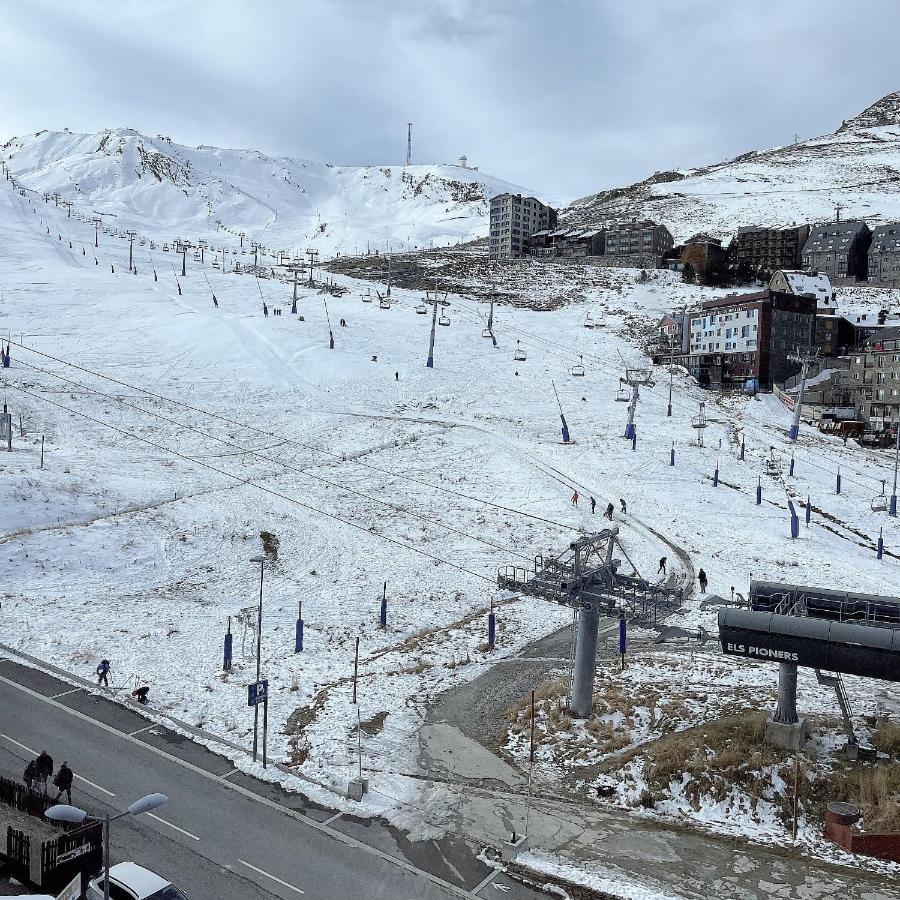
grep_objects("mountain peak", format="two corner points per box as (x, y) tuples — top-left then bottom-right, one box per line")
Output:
(836, 90), (900, 133)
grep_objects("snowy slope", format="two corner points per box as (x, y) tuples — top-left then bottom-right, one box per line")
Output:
(566, 90), (900, 241)
(0, 127), (529, 255)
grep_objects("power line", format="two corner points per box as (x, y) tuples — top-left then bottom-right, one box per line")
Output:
(10, 383), (496, 584)
(14, 359), (533, 562)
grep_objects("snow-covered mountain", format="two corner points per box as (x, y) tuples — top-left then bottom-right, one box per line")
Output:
(0, 127), (530, 255)
(565, 91), (900, 242)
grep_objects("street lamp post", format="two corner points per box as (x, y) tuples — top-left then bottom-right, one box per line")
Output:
(249, 555), (265, 763)
(46, 793), (168, 900)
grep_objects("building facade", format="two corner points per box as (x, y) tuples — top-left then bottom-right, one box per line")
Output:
(489, 193), (557, 260)
(684, 290), (816, 389)
(815, 313), (856, 356)
(768, 270), (834, 308)
(802, 221), (871, 282)
(729, 225), (811, 274)
(603, 220), (673, 265)
(849, 326), (900, 430)
(867, 223), (900, 287)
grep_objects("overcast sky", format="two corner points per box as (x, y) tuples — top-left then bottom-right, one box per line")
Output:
(2, 0), (900, 202)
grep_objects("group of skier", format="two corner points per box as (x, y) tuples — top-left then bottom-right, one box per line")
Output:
(23, 750), (74, 803)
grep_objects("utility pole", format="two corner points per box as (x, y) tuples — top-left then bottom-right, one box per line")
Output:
(406, 122), (412, 166)
(667, 369), (673, 418)
(252, 242), (259, 269)
(249, 557), (265, 763)
(787, 348), (817, 441)
(306, 249), (319, 286)
(890, 417), (899, 516)
(181, 242), (188, 278)
(93, 217), (102, 249)
(126, 231), (136, 271)
(835, 202), (845, 223)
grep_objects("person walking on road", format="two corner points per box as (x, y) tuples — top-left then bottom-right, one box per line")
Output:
(96, 658), (111, 687)
(698, 568), (708, 594)
(619, 498), (627, 514)
(23, 758), (37, 793)
(590, 496), (596, 514)
(604, 503), (614, 520)
(52, 762), (73, 805)
(658, 556), (667, 575)
(35, 750), (53, 795)
(571, 490), (579, 506)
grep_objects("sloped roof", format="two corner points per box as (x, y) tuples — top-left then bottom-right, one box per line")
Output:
(774, 270), (833, 302)
(803, 221), (869, 253)
(870, 223), (900, 253)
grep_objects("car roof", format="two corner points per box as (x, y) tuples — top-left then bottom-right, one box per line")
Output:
(108, 861), (171, 898)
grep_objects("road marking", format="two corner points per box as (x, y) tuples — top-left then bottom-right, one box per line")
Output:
(219, 767), (240, 780)
(145, 812), (200, 841)
(0, 733), (116, 797)
(51, 688), (82, 700)
(238, 859), (305, 895)
(0, 675), (475, 899)
(322, 811), (342, 825)
(129, 724), (156, 736)
(472, 868), (501, 895)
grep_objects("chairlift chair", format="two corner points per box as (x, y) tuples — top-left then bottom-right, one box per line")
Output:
(513, 340), (527, 362)
(361, 290), (373, 303)
(379, 295), (391, 310)
(872, 493), (888, 512)
(212, 259), (220, 269)
(439, 310), (450, 326)
(570, 355), (586, 377)
(584, 313), (595, 329)
(595, 310), (607, 327)
(415, 302), (427, 314)
(162, 243), (169, 252)
(615, 383), (630, 402)
(482, 327), (494, 338)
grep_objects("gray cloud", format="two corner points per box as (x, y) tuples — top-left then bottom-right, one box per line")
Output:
(1, 0), (899, 202)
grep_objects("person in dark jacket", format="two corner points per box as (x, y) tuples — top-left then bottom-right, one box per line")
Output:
(658, 557), (667, 575)
(619, 498), (627, 514)
(23, 759), (37, 792)
(53, 762), (73, 804)
(35, 750), (53, 794)
(590, 496), (596, 514)
(698, 568), (708, 593)
(131, 685), (150, 705)
(604, 503), (614, 520)
(96, 659), (111, 687)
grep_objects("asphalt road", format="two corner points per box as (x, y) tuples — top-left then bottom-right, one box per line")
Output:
(0, 659), (545, 900)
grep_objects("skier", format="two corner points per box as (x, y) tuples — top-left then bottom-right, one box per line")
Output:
(395, 372), (399, 381)
(23, 758), (37, 792)
(263, 302), (268, 317)
(96, 658), (111, 687)
(698, 568), (708, 594)
(35, 750), (53, 794)
(590, 496), (596, 514)
(131, 685), (150, 705)
(620, 498), (627, 514)
(213, 296), (218, 308)
(604, 503), (614, 520)
(658, 556), (667, 575)
(52, 762), (73, 805)
(571, 490), (579, 506)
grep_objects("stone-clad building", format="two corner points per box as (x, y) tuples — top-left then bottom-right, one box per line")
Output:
(802, 221), (871, 282)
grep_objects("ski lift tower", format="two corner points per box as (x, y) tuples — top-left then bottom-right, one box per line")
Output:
(498, 529), (683, 717)
(787, 348), (818, 441)
(692, 401), (709, 447)
(285, 263), (307, 314)
(621, 368), (655, 439)
(425, 283), (450, 368)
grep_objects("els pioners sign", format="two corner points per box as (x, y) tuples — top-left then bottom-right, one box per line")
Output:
(723, 641), (800, 663)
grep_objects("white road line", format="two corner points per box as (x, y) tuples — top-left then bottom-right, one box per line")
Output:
(471, 868), (501, 895)
(0, 733), (116, 797)
(145, 812), (200, 841)
(238, 859), (305, 895)
(322, 811), (342, 825)
(0, 676), (474, 899)
(219, 767), (239, 780)
(51, 688), (81, 700)
(129, 724), (156, 736)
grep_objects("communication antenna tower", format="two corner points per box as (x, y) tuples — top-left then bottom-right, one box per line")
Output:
(406, 123), (412, 167)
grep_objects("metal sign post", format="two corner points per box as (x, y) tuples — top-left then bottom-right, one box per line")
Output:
(247, 679), (269, 767)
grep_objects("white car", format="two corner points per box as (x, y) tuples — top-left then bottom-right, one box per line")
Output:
(87, 862), (190, 900)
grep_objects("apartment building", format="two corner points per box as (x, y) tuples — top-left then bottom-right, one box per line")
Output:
(849, 325), (900, 429)
(802, 221), (871, 282)
(685, 290), (816, 389)
(867, 223), (900, 287)
(488, 193), (557, 260)
(603, 220), (673, 265)
(729, 225), (810, 274)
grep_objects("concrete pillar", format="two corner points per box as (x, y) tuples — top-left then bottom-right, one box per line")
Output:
(774, 662), (798, 724)
(570, 606), (601, 718)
